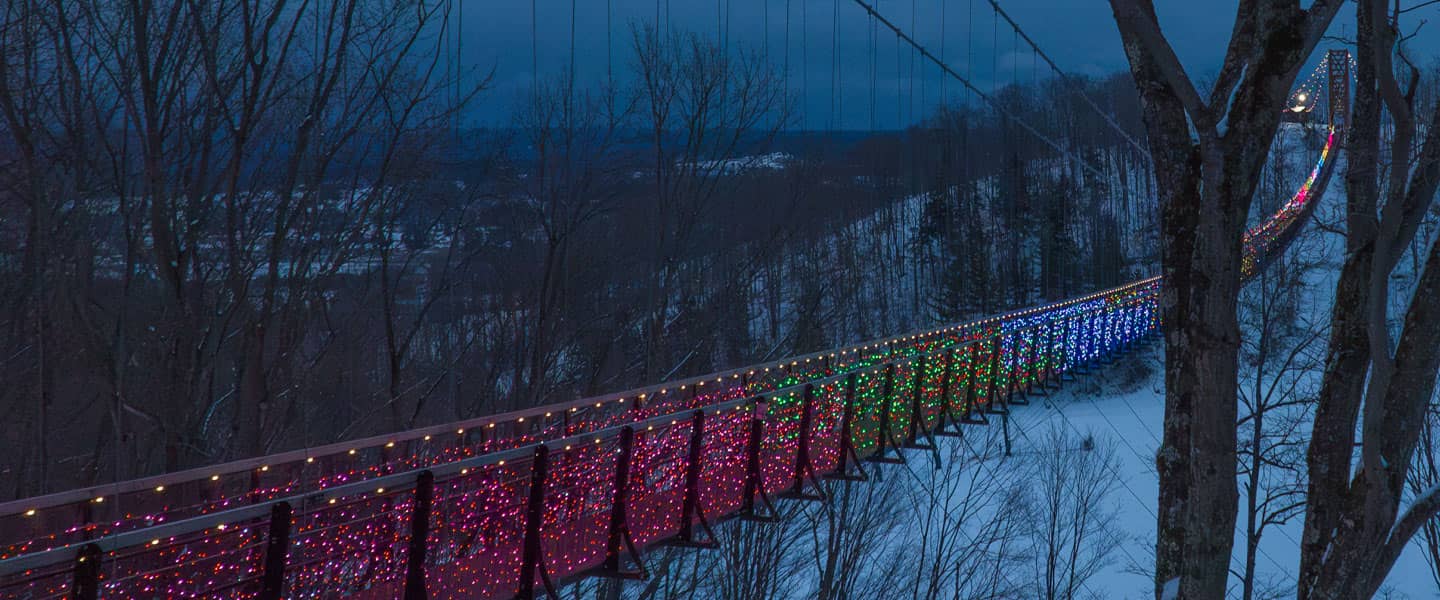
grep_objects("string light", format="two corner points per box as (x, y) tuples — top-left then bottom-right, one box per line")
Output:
(0, 112), (1336, 596)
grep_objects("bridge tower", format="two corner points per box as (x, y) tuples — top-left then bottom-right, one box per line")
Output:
(1326, 49), (1351, 128)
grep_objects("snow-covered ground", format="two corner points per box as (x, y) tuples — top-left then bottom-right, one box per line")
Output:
(742, 122), (1437, 599)
(986, 133), (1436, 597)
(995, 343), (1432, 598)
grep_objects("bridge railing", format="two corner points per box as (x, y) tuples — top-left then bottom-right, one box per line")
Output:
(0, 125), (1338, 599)
(0, 262), (1157, 563)
(1242, 126), (1339, 277)
(0, 281), (1161, 598)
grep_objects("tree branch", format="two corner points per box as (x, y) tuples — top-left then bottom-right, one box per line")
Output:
(1108, 0), (1214, 132)
(1375, 483), (1440, 588)
(1207, 0), (1257, 112)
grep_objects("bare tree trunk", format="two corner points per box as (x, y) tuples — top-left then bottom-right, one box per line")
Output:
(1297, 0), (1440, 595)
(1107, 2), (1342, 597)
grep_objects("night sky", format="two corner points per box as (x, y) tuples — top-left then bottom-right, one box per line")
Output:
(451, 1), (1440, 130)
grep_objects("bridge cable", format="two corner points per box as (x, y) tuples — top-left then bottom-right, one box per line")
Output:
(912, 0), (919, 125)
(896, 10), (904, 130)
(608, 0), (614, 93)
(834, 0), (843, 131)
(986, 0), (1152, 161)
(966, 0), (975, 106)
(569, 0), (577, 105)
(531, 0), (538, 81)
(870, 0), (878, 132)
(848, 0), (1109, 181)
(939, 0), (947, 103)
(979, 0), (1146, 289)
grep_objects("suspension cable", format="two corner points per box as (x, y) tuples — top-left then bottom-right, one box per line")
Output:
(940, 0), (947, 103)
(870, 0), (878, 131)
(569, 0), (577, 98)
(608, 0), (614, 91)
(986, 0), (1151, 160)
(849, 0), (1109, 180)
(911, 0), (919, 125)
(527, 0), (532, 79)
(834, 0), (842, 130)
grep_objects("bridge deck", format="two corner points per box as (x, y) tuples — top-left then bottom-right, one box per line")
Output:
(0, 127), (1337, 599)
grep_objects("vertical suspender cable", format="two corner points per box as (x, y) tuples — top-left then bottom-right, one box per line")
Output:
(764, 0), (770, 61)
(833, 0), (841, 131)
(457, 0), (463, 138)
(895, 16), (902, 130)
(912, 0), (919, 125)
(870, 0), (877, 132)
(940, 0), (947, 104)
(966, 0), (975, 108)
(990, 7), (998, 96)
(570, 0), (577, 101)
(608, 0), (614, 93)
(1012, 22), (1019, 159)
(532, 0), (539, 84)
(785, 0), (792, 83)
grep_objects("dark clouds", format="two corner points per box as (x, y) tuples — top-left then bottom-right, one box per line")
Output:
(450, 0), (1438, 130)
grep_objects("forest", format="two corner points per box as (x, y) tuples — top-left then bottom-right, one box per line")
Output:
(5, 0), (1440, 598)
(0, 1), (1152, 498)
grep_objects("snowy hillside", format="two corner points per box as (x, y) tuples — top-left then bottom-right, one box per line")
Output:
(775, 121), (1440, 598)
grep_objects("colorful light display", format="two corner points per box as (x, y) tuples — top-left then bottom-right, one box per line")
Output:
(0, 123), (1336, 598)
(1242, 127), (1339, 278)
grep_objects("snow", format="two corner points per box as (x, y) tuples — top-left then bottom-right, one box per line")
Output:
(988, 125), (1437, 598)
(729, 122), (1438, 598)
(684, 152), (792, 175)
(996, 343), (1430, 597)
(1161, 578), (1180, 600)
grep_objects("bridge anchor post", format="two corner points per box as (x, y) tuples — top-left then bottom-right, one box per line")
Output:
(259, 501), (292, 600)
(740, 397), (782, 522)
(902, 355), (939, 452)
(517, 445), (560, 600)
(866, 364), (907, 464)
(403, 471), (434, 600)
(664, 411), (719, 549)
(824, 373), (869, 482)
(936, 349), (969, 437)
(960, 346), (991, 426)
(599, 427), (649, 580)
(780, 384), (827, 502)
(69, 543), (102, 600)
(984, 337), (1010, 416)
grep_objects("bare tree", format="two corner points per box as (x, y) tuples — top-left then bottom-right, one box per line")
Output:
(0, 0), (479, 492)
(1105, 1), (1343, 596)
(1296, 1), (1440, 595)
(630, 24), (790, 382)
(506, 74), (634, 410)
(807, 472), (904, 599)
(1235, 241), (1321, 599)
(1026, 427), (1124, 600)
(1407, 407), (1440, 591)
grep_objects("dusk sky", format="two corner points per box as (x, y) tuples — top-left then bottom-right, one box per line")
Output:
(454, 1), (1440, 130)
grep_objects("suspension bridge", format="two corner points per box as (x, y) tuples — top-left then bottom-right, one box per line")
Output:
(0, 2), (1351, 598)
